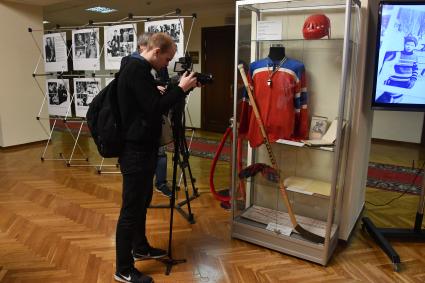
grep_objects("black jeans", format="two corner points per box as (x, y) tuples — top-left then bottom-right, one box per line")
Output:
(116, 149), (157, 273)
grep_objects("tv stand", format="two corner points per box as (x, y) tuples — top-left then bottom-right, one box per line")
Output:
(362, 171), (425, 272)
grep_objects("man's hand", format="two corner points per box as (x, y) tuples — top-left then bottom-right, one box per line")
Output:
(157, 86), (167, 95)
(178, 71), (198, 92)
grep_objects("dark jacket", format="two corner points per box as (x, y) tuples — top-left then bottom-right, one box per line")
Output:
(117, 56), (185, 151)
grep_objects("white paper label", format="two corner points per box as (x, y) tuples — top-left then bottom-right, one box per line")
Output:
(266, 223), (292, 236)
(257, 21), (282, 40)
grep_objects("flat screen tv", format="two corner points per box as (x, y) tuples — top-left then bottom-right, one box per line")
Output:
(372, 1), (425, 111)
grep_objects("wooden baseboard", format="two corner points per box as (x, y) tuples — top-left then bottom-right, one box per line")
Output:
(371, 138), (422, 147)
(0, 140), (47, 152)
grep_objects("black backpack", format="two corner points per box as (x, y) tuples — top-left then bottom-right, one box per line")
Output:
(86, 72), (123, 158)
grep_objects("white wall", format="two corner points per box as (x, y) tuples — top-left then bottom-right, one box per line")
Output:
(0, 2), (49, 147)
(372, 111), (424, 143)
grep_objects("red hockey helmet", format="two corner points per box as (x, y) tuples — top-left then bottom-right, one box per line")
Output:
(302, 14), (331, 40)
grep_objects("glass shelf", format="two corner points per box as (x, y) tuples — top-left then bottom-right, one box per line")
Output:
(275, 139), (335, 152)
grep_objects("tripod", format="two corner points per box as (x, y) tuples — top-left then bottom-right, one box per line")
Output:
(157, 97), (199, 274)
(149, 97), (200, 224)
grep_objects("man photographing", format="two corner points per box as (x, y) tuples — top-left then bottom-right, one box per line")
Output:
(115, 32), (199, 283)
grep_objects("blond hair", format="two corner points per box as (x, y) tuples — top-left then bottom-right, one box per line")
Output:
(146, 32), (175, 53)
(137, 32), (153, 51)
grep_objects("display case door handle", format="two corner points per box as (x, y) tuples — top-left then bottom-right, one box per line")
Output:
(230, 84), (234, 99)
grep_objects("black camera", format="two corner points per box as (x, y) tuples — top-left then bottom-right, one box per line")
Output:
(173, 55), (213, 85)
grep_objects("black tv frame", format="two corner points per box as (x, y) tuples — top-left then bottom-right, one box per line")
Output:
(371, 1), (425, 112)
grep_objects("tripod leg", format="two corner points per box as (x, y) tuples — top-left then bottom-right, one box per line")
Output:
(181, 133), (199, 196)
(157, 109), (187, 275)
(178, 154), (194, 223)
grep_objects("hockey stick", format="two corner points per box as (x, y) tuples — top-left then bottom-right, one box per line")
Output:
(237, 64), (324, 244)
(239, 163), (279, 183)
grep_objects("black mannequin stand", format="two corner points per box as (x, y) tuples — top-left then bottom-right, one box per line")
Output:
(362, 171), (425, 272)
(268, 45), (286, 61)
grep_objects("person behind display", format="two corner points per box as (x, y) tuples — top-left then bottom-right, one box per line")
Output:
(138, 32), (173, 199)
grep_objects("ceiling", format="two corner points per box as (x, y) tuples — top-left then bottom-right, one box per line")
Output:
(4, 0), (69, 5)
(4, 0), (236, 28)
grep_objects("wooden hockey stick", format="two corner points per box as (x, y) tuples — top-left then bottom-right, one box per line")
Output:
(237, 64), (324, 244)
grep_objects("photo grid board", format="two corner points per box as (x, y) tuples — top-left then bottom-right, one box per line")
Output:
(104, 24), (137, 70)
(73, 78), (101, 117)
(145, 18), (184, 65)
(46, 79), (71, 117)
(105, 77), (114, 87)
(72, 28), (100, 71)
(43, 32), (68, 72)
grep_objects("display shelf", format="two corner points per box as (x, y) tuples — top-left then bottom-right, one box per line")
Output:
(240, 0), (347, 13)
(232, 0), (361, 265)
(240, 205), (338, 239)
(248, 38), (346, 42)
(284, 176), (331, 198)
(275, 139), (336, 152)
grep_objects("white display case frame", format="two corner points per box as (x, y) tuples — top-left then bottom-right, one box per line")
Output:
(231, 0), (362, 265)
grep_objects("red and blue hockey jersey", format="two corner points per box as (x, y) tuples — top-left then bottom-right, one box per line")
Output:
(241, 57), (308, 148)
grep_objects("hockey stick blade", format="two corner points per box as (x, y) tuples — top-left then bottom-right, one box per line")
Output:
(294, 225), (324, 244)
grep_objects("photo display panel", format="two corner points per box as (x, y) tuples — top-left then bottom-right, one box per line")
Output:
(43, 32), (68, 72)
(104, 24), (137, 70)
(145, 19), (184, 65)
(105, 77), (114, 87)
(372, 2), (425, 111)
(46, 78), (71, 117)
(72, 28), (100, 71)
(73, 78), (101, 117)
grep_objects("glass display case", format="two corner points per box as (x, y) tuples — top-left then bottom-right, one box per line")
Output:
(231, 0), (361, 265)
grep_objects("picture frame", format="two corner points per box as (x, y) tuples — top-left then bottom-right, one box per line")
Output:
(309, 116), (328, 140)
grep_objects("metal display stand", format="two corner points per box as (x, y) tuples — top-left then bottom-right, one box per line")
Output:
(29, 9), (196, 173)
(362, 173), (425, 272)
(231, 0), (361, 265)
(29, 29), (88, 163)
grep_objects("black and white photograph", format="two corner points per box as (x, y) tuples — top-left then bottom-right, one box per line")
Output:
(105, 77), (114, 87)
(374, 4), (425, 105)
(46, 79), (70, 117)
(43, 33), (68, 72)
(145, 19), (184, 63)
(104, 24), (137, 70)
(73, 78), (101, 117)
(45, 37), (56, 62)
(72, 28), (100, 71)
(309, 116), (328, 140)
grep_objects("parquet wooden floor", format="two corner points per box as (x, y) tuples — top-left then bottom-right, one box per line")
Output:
(0, 132), (424, 282)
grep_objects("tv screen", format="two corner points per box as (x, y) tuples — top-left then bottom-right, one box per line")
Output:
(372, 1), (425, 111)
